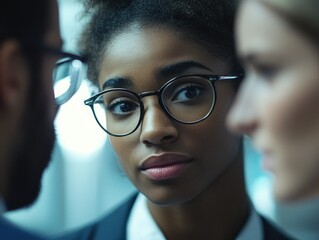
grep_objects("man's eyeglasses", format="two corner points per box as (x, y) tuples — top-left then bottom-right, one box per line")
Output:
(53, 54), (86, 105)
(84, 74), (242, 137)
(41, 45), (87, 105)
(23, 41), (87, 105)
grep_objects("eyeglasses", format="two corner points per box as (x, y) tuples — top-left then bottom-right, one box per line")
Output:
(84, 74), (242, 137)
(41, 45), (87, 105)
(22, 41), (87, 105)
(53, 55), (87, 105)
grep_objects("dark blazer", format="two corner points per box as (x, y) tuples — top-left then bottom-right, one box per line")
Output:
(0, 217), (43, 240)
(55, 194), (295, 240)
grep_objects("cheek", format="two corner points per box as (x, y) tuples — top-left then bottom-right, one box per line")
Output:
(109, 135), (137, 171)
(263, 75), (319, 144)
(263, 74), (319, 181)
(109, 137), (127, 159)
(275, 153), (319, 201)
(192, 100), (241, 169)
(196, 85), (240, 164)
(192, 122), (241, 189)
(198, 124), (240, 163)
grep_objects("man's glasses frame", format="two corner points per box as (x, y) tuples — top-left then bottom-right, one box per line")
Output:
(39, 44), (87, 63)
(22, 40), (87, 105)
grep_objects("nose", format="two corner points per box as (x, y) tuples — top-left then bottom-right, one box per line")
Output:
(226, 79), (258, 136)
(140, 97), (178, 146)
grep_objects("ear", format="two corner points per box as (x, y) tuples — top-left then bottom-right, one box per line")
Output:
(0, 40), (28, 111)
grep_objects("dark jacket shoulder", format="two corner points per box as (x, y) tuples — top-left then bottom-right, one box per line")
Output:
(54, 194), (296, 240)
(54, 193), (137, 240)
(261, 216), (296, 240)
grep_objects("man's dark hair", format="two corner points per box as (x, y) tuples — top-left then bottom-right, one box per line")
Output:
(0, 1), (49, 51)
(0, 0), (50, 85)
(78, 0), (241, 86)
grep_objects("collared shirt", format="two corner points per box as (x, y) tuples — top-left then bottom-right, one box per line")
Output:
(127, 193), (263, 240)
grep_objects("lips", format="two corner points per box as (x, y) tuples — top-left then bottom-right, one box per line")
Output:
(140, 153), (192, 181)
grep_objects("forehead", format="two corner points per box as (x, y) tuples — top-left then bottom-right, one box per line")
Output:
(236, 1), (293, 55)
(98, 25), (231, 85)
(236, 1), (319, 64)
(104, 25), (214, 63)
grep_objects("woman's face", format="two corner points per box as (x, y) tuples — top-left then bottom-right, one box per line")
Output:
(98, 26), (241, 205)
(227, 1), (319, 201)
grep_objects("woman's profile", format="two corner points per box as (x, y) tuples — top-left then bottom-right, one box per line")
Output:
(228, 0), (319, 202)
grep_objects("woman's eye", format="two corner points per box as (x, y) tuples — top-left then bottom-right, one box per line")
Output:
(107, 98), (139, 115)
(171, 84), (204, 102)
(255, 64), (278, 80)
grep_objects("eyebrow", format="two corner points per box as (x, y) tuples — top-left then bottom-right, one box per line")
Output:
(102, 77), (133, 90)
(101, 60), (213, 90)
(155, 61), (213, 80)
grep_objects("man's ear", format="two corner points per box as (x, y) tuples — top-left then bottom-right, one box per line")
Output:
(0, 40), (28, 111)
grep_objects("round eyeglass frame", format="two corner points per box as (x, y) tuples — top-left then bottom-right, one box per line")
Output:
(84, 74), (242, 137)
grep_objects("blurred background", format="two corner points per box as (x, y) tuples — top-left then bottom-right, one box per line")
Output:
(4, 1), (319, 239)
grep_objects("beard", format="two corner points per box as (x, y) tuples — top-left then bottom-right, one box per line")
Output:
(5, 74), (56, 211)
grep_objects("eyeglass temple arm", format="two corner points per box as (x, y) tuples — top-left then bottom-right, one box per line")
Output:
(216, 75), (244, 81)
(84, 98), (94, 106)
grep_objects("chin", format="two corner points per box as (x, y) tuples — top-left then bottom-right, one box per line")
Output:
(149, 196), (191, 207)
(142, 185), (201, 207)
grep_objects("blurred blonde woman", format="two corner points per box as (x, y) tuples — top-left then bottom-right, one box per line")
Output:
(227, 0), (319, 202)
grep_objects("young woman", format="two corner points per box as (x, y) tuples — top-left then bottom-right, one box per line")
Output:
(227, 0), (319, 203)
(58, 0), (293, 239)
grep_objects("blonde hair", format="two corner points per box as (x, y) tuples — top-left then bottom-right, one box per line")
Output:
(258, 0), (319, 44)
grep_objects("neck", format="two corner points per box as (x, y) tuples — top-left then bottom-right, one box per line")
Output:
(148, 151), (250, 240)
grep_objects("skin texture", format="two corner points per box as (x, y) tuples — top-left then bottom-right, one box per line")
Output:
(98, 25), (249, 239)
(227, 0), (319, 202)
(0, 0), (62, 210)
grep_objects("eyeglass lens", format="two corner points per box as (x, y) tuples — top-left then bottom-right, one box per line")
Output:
(53, 58), (85, 105)
(92, 76), (216, 136)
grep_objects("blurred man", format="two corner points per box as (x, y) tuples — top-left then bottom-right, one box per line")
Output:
(0, 0), (85, 238)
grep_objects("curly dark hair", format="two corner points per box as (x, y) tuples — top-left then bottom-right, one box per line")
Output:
(78, 0), (240, 86)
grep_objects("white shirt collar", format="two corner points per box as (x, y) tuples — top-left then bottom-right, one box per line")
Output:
(0, 195), (6, 215)
(127, 194), (166, 240)
(127, 193), (263, 240)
